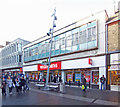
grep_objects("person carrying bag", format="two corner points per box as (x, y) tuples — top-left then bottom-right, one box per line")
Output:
(82, 76), (86, 91)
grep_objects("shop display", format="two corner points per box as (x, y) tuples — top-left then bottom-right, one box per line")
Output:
(92, 71), (99, 84)
(75, 73), (81, 82)
(67, 73), (72, 82)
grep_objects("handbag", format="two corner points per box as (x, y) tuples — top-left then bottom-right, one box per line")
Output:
(82, 85), (85, 90)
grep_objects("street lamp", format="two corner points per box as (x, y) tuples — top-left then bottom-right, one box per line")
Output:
(44, 8), (57, 90)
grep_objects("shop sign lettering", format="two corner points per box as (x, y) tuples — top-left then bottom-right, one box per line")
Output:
(38, 61), (61, 70)
(88, 58), (92, 65)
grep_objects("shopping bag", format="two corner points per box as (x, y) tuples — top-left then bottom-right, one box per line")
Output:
(82, 85), (85, 90)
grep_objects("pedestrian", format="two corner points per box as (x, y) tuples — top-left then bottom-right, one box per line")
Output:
(15, 78), (20, 93)
(12, 76), (16, 88)
(7, 76), (13, 94)
(100, 75), (106, 91)
(20, 77), (26, 92)
(78, 81), (80, 87)
(82, 76), (86, 91)
(59, 76), (62, 82)
(53, 76), (56, 83)
(69, 80), (71, 86)
(1, 78), (7, 95)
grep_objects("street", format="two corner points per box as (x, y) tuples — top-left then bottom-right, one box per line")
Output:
(1, 82), (120, 106)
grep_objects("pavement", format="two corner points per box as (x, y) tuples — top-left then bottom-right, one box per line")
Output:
(1, 82), (120, 106)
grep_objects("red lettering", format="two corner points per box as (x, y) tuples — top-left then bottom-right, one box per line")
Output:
(38, 61), (61, 70)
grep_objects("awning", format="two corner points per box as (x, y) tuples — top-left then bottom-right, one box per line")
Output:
(109, 64), (120, 71)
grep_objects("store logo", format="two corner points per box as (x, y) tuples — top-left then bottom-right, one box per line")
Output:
(88, 58), (92, 65)
(38, 61), (61, 70)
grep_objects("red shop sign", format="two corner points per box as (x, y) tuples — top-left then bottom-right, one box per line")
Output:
(88, 58), (92, 65)
(38, 61), (61, 70)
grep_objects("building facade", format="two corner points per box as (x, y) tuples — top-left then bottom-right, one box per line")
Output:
(0, 38), (30, 77)
(106, 1), (120, 91)
(23, 10), (108, 89)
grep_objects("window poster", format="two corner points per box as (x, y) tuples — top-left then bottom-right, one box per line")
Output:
(75, 73), (81, 82)
(92, 71), (99, 84)
(67, 73), (72, 82)
(84, 73), (90, 82)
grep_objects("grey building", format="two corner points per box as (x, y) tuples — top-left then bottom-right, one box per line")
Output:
(0, 38), (30, 76)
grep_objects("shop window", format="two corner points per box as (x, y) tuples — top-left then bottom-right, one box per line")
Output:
(111, 71), (120, 85)
(66, 72), (73, 82)
(84, 71), (91, 83)
(75, 73), (81, 82)
(92, 71), (99, 84)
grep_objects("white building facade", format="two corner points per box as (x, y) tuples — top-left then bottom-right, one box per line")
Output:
(23, 10), (109, 89)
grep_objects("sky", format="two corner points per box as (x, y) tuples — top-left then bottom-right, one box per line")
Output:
(0, 0), (119, 46)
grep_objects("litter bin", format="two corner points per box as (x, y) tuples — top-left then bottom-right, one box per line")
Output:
(59, 82), (65, 93)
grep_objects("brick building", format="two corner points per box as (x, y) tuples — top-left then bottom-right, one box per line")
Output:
(106, 1), (120, 91)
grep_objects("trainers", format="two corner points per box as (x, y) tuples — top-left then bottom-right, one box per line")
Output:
(9, 92), (12, 94)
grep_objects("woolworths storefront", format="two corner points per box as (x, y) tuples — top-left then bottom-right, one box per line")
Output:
(61, 55), (106, 89)
(23, 55), (106, 89)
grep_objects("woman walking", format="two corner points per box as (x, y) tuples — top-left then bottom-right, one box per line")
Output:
(15, 78), (20, 93)
(7, 76), (13, 94)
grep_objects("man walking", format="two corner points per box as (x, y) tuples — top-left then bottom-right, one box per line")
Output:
(100, 75), (106, 91)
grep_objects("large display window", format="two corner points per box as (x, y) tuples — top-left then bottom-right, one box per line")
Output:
(111, 71), (120, 85)
(84, 71), (91, 82)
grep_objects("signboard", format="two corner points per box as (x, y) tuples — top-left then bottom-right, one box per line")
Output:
(110, 53), (120, 64)
(75, 73), (81, 82)
(38, 61), (61, 70)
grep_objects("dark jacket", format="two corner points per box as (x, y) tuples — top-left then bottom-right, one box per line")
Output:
(100, 77), (105, 84)
(20, 78), (26, 86)
(82, 78), (86, 86)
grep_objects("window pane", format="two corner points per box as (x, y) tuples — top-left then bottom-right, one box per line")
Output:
(79, 30), (86, 44)
(92, 26), (96, 41)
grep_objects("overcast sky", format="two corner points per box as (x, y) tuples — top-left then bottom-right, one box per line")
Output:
(0, 0), (119, 46)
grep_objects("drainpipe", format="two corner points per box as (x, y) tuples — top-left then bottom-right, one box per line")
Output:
(105, 23), (110, 90)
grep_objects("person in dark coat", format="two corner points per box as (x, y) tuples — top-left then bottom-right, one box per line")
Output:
(82, 76), (86, 91)
(20, 77), (26, 91)
(1, 78), (6, 95)
(53, 76), (56, 83)
(100, 75), (106, 91)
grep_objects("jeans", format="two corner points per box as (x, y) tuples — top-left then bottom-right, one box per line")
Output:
(101, 83), (105, 90)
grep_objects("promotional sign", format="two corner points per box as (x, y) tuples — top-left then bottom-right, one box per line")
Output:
(38, 61), (61, 70)
(84, 73), (90, 82)
(75, 73), (81, 82)
(67, 73), (72, 82)
(92, 72), (99, 84)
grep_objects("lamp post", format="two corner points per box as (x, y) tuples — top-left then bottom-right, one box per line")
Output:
(45, 8), (57, 89)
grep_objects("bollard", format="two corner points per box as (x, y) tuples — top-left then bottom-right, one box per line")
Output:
(59, 82), (65, 93)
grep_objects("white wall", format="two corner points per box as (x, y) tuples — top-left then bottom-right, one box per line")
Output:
(23, 65), (37, 72)
(62, 56), (106, 69)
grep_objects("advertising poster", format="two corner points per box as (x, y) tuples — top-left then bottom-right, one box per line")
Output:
(75, 73), (81, 82)
(84, 73), (90, 82)
(67, 73), (72, 82)
(93, 72), (99, 84)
